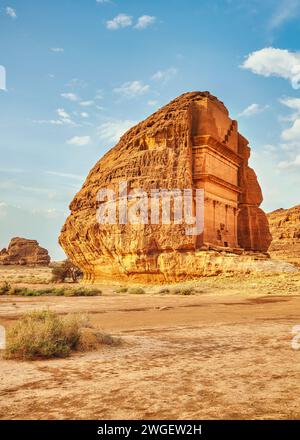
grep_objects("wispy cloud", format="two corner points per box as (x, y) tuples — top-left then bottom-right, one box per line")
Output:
(61, 92), (80, 102)
(147, 100), (159, 107)
(279, 97), (300, 143)
(50, 47), (64, 53)
(238, 103), (269, 117)
(56, 108), (76, 125)
(114, 80), (150, 98)
(151, 67), (177, 84)
(56, 108), (71, 119)
(97, 120), (135, 144)
(269, 0), (300, 30)
(79, 100), (94, 107)
(278, 154), (300, 169)
(66, 135), (91, 146)
(67, 78), (87, 88)
(6, 7), (16, 19)
(106, 14), (133, 30)
(33, 108), (76, 126)
(80, 112), (89, 118)
(241, 47), (300, 89)
(106, 13), (156, 30)
(46, 171), (84, 180)
(134, 15), (156, 29)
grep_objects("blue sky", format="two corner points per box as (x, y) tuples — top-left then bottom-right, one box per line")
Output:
(0, 0), (300, 259)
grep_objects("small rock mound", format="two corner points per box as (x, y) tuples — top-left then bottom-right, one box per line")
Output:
(0, 237), (50, 266)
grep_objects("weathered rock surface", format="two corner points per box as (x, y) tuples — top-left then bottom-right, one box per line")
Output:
(60, 91), (272, 283)
(268, 205), (300, 267)
(0, 237), (50, 266)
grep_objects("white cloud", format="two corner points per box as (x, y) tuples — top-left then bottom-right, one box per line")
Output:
(242, 47), (300, 89)
(278, 154), (300, 169)
(33, 106), (76, 126)
(97, 120), (135, 144)
(50, 47), (64, 53)
(61, 92), (80, 101)
(46, 171), (84, 180)
(279, 97), (300, 144)
(147, 100), (159, 106)
(238, 103), (269, 117)
(33, 119), (64, 126)
(114, 80), (150, 98)
(106, 14), (133, 30)
(279, 96), (300, 112)
(6, 7), (16, 19)
(151, 67), (177, 83)
(67, 136), (91, 146)
(80, 100), (94, 107)
(95, 89), (103, 100)
(56, 108), (70, 119)
(80, 112), (89, 118)
(67, 78), (87, 88)
(281, 119), (300, 142)
(134, 15), (156, 29)
(269, 0), (300, 30)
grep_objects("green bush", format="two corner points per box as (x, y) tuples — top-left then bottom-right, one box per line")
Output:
(128, 287), (146, 295)
(4, 286), (102, 297)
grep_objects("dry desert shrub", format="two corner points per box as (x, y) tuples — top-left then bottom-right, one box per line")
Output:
(4, 310), (83, 360)
(0, 283), (102, 297)
(128, 287), (146, 295)
(172, 287), (196, 295)
(115, 287), (128, 293)
(4, 310), (120, 360)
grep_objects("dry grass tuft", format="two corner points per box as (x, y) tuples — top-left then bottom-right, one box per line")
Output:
(4, 310), (120, 360)
(128, 287), (146, 295)
(0, 283), (102, 297)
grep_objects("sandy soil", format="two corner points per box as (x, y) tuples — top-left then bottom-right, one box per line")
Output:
(1, 271), (300, 419)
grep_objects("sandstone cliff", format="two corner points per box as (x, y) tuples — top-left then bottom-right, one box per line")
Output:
(267, 205), (300, 267)
(0, 237), (50, 266)
(59, 91), (272, 283)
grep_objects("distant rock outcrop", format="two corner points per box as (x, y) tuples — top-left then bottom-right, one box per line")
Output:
(0, 237), (50, 266)
(60, 91), (272, 283)
(268, 205), (300, 267)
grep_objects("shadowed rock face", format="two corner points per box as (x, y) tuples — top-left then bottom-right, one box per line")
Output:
(0, 237), (50, 266)
(59, 92), (272, 283)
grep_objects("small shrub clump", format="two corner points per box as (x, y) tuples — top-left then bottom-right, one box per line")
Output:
(158, 288), (170, 294)
(4, 310), (82, 360)
(51, 259), (83, 283)
(0, 284), (102, 297)
(128, 287), (146, 295)
(4, 310), (120, 360)
(115, 287), (128, 293)
(0, 281), (11, 295)
(172, 287), (196, 296)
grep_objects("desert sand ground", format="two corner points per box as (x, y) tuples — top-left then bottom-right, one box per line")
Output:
(1, 266), (300, 419)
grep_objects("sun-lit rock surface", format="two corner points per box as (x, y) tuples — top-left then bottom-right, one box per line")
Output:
(59, 92), (272, 283)
(0, 237), (50, 266)
(268, 205), (300, 267)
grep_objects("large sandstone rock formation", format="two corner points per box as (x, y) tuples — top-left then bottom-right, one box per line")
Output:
(267, 205), (300, 267)
(0, 237), (50, 266)
(59, 92), (272, 283)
